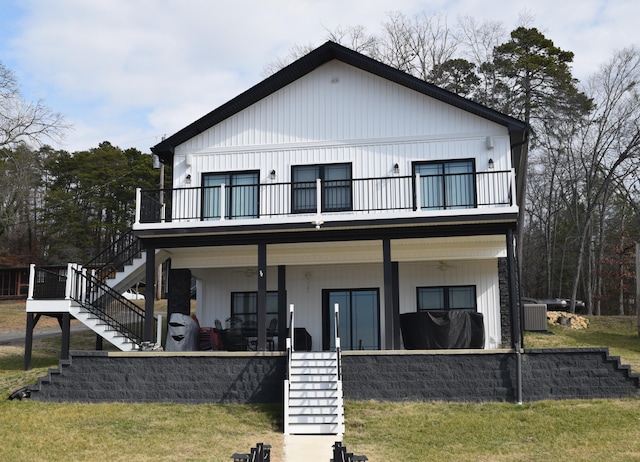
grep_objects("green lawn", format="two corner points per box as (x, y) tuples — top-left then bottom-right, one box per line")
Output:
(1, 310), (640, 461)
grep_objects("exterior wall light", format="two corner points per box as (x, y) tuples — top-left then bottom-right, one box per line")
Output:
(270, 169), (276, 179)
(488, 159), (494, 169)
(393, 163), (399, 174)
(486, 136), (494, 150)
(186, 174), (192, 184)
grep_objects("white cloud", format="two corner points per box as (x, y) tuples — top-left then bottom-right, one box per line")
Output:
(4, 0), (639, 153)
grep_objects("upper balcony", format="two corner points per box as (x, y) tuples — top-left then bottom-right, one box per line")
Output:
(134, 169), (517, 234)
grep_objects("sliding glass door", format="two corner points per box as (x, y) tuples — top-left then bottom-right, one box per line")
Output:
(323, 289), (379, 350)
(202, 171), (259, 219)
(414, 160), (475, 210)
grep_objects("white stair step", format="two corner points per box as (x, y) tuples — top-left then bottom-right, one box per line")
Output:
(286, 423), (344, 435)
(290, 361), (334, 367)
(291, 366), (337, 376)
(290, 374), (337, 383)
(290, 382), (338, 391)
(291, 352), (337, 360)
(289, 389), (341, 399)
(288, 406), (341, 415)
(288, 414), (342, 424)
(289, 397), (342, 407)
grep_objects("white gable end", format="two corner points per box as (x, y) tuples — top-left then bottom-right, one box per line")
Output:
(176, 60), (506, 154)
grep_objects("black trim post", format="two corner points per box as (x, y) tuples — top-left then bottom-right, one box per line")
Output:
(383, 238), (394, 350)
(392, 261), (401, 349)
(278, 265), (286, 351)
(506, 227), (523, 404)
(24, 312), (36, 370)
(60, 312), (70, 360)
(144, 245), (156, 342)
(257, 242), (267, 351)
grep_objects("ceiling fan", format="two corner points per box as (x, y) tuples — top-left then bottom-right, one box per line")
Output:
(432, 260), (454, 271)
(231, 268), (258, 277)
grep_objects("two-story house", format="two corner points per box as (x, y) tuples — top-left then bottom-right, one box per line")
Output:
(24, 44), (640, 415)
(137, 40), (528, 354)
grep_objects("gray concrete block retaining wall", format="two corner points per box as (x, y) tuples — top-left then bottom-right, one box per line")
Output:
(30, 352), (286, 404)
(29, 348), (640, 403)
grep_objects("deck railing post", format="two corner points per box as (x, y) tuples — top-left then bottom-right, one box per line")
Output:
(27, 264), (35, 300)
(220, 184), (226, 221)
(64, 263), (74, 300)
(415, 173), (421, 210)
(316, 178), (322, 215)
(334, 303), (342, 380)
(510, 168), (516, 207)
(135, 188), (141, 225)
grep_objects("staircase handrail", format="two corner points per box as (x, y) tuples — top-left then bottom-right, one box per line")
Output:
(70, 266), (146, 347)
(84, 230), (143, 281)
(286, 304), (294, 380)
(334, 303), (342, 381)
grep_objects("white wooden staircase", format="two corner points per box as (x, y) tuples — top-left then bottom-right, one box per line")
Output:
(69, 303), (139, 351)
(284, 304), (345, 435)
(27, 231), (169, 352)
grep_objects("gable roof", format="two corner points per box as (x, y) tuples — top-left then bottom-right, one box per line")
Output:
(151, 41), (528, 163)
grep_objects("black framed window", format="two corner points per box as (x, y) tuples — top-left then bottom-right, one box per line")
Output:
(292, 163), (352, 213)
(230, 291), (279, 335)
(417, 285), (477, 311)
(202, 171), (259, 220)
(414, 160), (475, 210)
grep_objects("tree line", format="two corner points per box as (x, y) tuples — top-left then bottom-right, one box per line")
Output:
(2, 11), (640, 315)
(0, 142), (159, 267)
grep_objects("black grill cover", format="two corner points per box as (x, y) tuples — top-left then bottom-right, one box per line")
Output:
(165, 313), (199, 351)
(400, 311), (484, 349)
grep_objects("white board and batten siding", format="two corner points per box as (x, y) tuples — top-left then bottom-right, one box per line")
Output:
(179, 236), (506, 350)
(172, 60), (512, 188)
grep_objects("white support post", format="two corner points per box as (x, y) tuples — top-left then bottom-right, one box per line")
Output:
(334, 303), (340, 351)
(80, 266), (88, 302)
(27, 264), (35, 299)
(316, 178), (322, 216)
(135, 188), (141, 224)
(288, 303), (295, 352)
(415, 173), (421, 210)
(220, 184), (226, 221)
(510, 168), (516, 207)
(157, 314), (163, 346)
(64, 263), (74, 300)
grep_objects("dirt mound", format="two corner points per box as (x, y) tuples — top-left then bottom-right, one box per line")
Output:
(547, 311), (589, 329)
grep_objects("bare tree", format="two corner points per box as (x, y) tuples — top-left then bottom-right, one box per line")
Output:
(456, 16), (505, 105)
(565, 47), (640, 313)
(326, 25), (379, 56)
(0, 62), (67, 149)
(261, 43), (317, 78)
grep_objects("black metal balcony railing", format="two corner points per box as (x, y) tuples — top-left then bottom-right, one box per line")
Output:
(138, 170), (514, 224)
(32, 266), (68, 299)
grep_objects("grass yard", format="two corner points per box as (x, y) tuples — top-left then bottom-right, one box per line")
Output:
(2, 301), (640, 461)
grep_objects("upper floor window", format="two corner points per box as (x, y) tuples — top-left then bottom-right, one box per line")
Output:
(417, 285), (477, 311)
(292, 163), (352, 213)
(202, 171), (259, 220)
(414, 160), (475, 210)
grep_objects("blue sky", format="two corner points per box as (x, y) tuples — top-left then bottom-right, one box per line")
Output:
(0, 0), (637, 153)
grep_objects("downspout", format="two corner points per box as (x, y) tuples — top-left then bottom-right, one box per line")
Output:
(507, 227), (523, 404)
